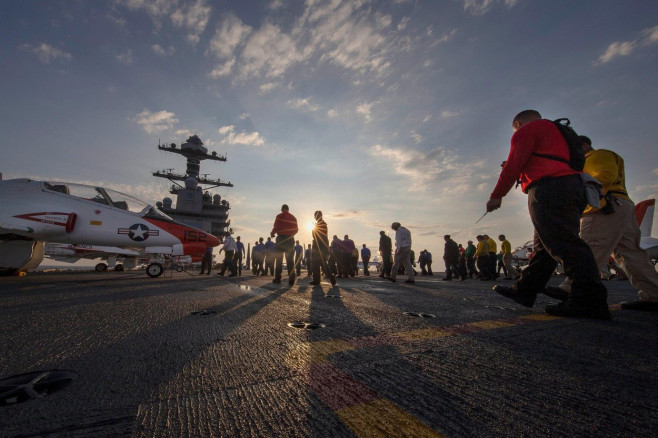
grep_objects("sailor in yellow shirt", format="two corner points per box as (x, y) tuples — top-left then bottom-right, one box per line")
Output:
(556, 136), (658, 312)
(484, 234), (498, 279)
(475, 235), (493, 280)
(498, 234), (520, 279)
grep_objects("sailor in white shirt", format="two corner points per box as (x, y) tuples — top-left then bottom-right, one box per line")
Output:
(388, 222), (415, 284)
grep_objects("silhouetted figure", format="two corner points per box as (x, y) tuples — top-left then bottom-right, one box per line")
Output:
(379, 231), (392, 278)
(310, 210), (336, 286)
(443, 235), (463, 280)
(252, 238), (265, 275)
(235, 236), (245, 275)
(263, 237), (275, 276)
(270, 204), (298, 285)
(199, 246), (213, 275)
(361, 244), (371, 276)
(294, 240), (303, 276)
(387, 222), (414, 284)
(217, 234), (237, 277)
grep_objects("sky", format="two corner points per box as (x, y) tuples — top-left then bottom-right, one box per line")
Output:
(1, 0), (658, 264)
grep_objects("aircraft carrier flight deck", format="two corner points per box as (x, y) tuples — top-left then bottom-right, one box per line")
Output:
(1, 271), (656, 437)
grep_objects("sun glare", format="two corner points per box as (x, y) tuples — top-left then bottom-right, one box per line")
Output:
(306, 220), (315, 232)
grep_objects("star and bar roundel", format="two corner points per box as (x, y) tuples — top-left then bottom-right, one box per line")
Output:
(117, 223), (159, 241)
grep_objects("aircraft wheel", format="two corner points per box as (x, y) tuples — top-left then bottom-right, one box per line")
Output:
(114, 264), (124, 272)
(176, 265), (184, 272)
(95, 263), (108, 272)
(146, 263), (164, 278)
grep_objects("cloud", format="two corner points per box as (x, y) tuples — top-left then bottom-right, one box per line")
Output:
(131, 109), (179, 134)
(117, 0), (178, 24)
(239, 23), (303, 79)
(332, 210), (361, 219)
(118, 0), (210, 45)
(597, 41), (637, 64)
(152, 44), (175, 56)
(288, 97), (320, 112)
(21, 43), (72, 64)
(302, 1), (392, 77)
(170, 0), (211, 45)
(356, 101), (376, 122)
(596, 24), (658, 64)
(410, 131), (424, 144)
(463, 0), (520, 15)
(207, 0), (410, 83)
(440, 110), (459, 118)
(369, 144), (487, 193)
(115, 48), (133, 64)
(208, 13), (252, 58)
(219, 125), (265, 146)
(397, 16), (410, 31)
(259, 81), (280, 93)
(209, 58), (235, 78)
(174, 128), (194, 138)
(268, 0), (284, 10)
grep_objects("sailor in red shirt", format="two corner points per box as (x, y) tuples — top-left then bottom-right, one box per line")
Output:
(486, 109), (610, 320)
(270, 204), (299, 285)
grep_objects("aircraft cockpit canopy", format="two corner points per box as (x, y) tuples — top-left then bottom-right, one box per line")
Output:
(43, 182), (174, 221)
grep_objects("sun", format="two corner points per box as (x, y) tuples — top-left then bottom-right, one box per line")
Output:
(306, 220), (315, 232)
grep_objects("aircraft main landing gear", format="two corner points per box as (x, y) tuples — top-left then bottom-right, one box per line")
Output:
(95, 263), (108, 272)
(146, 262), (164, 278)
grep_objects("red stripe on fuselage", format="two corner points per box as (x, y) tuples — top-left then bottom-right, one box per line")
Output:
(143, 218), (220, 247)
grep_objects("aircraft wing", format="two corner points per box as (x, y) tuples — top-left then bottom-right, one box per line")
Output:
(44, 243), (142, 262)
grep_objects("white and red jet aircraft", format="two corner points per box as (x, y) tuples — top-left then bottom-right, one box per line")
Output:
(0, 178), (220, 277)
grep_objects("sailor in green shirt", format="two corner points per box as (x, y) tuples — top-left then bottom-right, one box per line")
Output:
(464, 240), (477, 278)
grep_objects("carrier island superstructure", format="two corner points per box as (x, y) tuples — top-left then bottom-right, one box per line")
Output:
(153, 135), (233, 238)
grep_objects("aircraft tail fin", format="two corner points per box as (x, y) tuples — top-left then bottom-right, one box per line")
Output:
(635, 199), (655, 238)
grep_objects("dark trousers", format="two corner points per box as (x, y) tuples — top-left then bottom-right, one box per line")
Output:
(517, 174), (607, 305)
(264, 254), (274, 275)
(382, 252), (392, 276)
(340, 253), (353, 277)
(362, 256), (370, 275)
(497, 259), (508, 276)
(252, 257), (263, 275)
(274, 235), (295, 280)
(199, 254), (212, 274)
(328, 252), (339, 275)
(466, 256), (476, 277)
(219, 250), (236, 275)
(236, 255), (243, 275)
(312, 242), (331, 283)
(488, 252), (497, 277)
(294, 254), (303, 276)
(477, 256), (492, 279)
(445, 259), (460, 279)
(458, 257), (467, 277)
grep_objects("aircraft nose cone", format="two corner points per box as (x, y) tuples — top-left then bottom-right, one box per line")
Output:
(207, 233), (221, 247)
